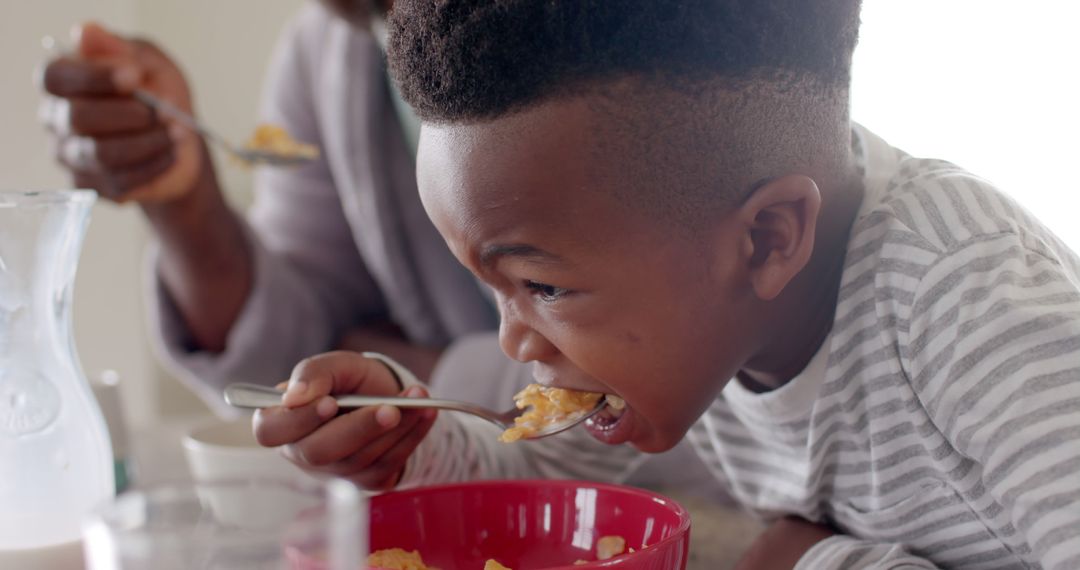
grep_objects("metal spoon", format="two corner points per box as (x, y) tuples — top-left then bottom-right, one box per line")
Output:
(41, 35), (315, 168)
(223, 382), (606, 440)
(131, 90), (316, 167)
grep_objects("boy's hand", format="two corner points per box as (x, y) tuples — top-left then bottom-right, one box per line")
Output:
(733, 516), (835, 570)
(253, 351), (438, 490)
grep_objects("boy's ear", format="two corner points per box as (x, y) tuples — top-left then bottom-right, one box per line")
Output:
(736, 175), (821, 301)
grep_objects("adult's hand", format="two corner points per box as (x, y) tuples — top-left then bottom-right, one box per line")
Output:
(39, 22), (205, 204)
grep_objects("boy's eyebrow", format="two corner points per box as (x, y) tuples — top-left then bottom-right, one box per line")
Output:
(479, 243), (561, 267)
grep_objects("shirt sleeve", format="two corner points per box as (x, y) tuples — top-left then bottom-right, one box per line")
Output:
(903, 232), (1080, 569)
(146, 5), (386, 415)
(798, 536), (939, 569)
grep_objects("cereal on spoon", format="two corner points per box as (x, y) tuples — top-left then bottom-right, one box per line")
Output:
(498, 384), (607, 443)
(242, 124), (319, 163)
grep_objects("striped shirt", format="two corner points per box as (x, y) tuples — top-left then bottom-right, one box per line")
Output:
(397, 125), (1080, 569)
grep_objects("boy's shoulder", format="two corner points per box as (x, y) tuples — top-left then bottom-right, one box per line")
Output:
(870, 157), (1047, 257)
(840, 127), (1080, 347)
(850, 127), (1079, 278)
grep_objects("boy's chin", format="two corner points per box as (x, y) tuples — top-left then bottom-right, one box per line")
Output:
(630, 435), (683, 454)
(584, 410), (678, 453)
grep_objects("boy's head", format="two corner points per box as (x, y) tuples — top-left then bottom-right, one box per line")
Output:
(389, 0), (863, 452)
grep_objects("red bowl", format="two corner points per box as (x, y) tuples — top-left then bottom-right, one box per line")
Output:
(368, 479), (691, 570)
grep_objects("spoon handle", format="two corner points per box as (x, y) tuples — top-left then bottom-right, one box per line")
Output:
(222, 383), (287, 409)
(132, 89), (232, 151)
(223, 383), (509, 427)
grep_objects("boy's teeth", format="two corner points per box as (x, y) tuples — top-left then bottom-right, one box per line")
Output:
(604, 395), (626, 416)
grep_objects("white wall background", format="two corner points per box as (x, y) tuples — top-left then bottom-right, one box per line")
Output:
(852, 1), (1080, 243)
(0, 0), (301, 424)
(1, 1), (1078, 424)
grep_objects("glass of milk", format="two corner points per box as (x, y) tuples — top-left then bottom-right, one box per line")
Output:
(83, 478), (366, 570)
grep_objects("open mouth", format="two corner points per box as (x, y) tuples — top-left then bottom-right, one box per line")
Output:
(584, 395), (633, 444)
(590, 395), (625, 426)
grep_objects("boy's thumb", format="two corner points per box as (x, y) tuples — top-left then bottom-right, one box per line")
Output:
(72, 21), (132, 59)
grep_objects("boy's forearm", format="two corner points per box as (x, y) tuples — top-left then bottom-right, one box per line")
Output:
(734, 516), (835, 570)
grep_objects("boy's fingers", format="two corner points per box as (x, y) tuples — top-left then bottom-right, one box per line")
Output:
(286, 405), (407, 467)
(354, 411), (437, 489)
(320, 410), (425, 475)
(253, 398), (336, 447)
(373, 405), (402, 428)
(402, 385), (428, 398)
(283, 351), (401, 408)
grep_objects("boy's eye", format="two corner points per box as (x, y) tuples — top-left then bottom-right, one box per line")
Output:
(524, 280), (570, 302)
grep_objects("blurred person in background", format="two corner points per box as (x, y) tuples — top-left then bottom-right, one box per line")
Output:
(37, 0), (724, 500)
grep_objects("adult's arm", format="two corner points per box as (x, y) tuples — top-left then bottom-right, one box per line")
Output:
(148, 5), (388, 412)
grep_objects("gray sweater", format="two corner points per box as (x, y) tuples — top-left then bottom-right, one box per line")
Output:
(150, 3), (494, 410)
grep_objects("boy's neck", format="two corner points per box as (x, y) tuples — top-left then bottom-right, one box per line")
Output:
(738, 165), (865, 393)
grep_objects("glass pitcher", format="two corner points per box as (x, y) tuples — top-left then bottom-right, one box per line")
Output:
(0, 190), (114, 566)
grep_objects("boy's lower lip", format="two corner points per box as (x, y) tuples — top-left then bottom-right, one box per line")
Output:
(584, 406), (634, 444)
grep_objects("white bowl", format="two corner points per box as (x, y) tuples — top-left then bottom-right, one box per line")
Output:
(181, 417), (319, 524)
(182, 417), (314, 483)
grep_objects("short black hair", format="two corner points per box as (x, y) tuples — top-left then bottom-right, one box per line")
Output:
(388, 0), (862, 123)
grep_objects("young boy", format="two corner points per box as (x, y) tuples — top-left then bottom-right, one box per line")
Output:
(254, 1), (1080, 567)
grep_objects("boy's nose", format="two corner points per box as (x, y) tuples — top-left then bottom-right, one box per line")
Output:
(498, 307), (557, 363)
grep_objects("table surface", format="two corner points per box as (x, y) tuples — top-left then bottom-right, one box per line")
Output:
(130, 417), (763, 570)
